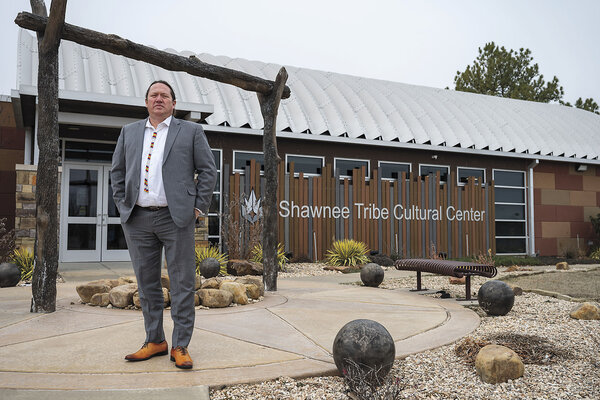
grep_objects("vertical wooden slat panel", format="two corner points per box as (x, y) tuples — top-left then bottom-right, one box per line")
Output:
(424, 175), (430, 256)
(435, 172), (441, 255)
(452, 178), (458, 257)
(344, 178), (350, 240)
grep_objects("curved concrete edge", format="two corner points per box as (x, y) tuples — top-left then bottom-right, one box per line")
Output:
(394, 301), (480, 359)
(0, 359), (337, 391)
(0, 386), (209, 400)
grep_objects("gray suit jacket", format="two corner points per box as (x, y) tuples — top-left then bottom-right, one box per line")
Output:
(111, 117), (217, 228)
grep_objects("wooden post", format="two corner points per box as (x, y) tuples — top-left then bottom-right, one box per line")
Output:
(258, 67), (288, 292)
(29, 0), (67, 313)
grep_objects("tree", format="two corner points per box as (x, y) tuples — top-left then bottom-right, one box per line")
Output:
(574, 97), (599, 115)
(454, 42), (564, 103)
(28, 0), (66, 313)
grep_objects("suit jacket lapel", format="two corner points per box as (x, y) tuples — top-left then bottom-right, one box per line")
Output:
(132, 119), (146, 178)
(163, 117), (181, 165)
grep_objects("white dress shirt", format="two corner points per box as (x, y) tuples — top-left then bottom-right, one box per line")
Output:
(136, 116), (171, 207)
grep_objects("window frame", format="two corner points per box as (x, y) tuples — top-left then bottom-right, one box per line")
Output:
(378, 160), (412, 181)
(233, 150), (265, 175)
(285, 154), (325, 177)
(493, 168), (527, 255)
(457, 166), (486, 186)
(334, 157), (371, 179)
(418, 163), (450, 182)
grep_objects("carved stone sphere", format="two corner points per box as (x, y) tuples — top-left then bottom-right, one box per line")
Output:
(332, 319), (395, 385)
(478, 280), (515, 316)
(199, 257), (220, 279)
(0, 263), (21, 287)
(360, 263), (384, 287)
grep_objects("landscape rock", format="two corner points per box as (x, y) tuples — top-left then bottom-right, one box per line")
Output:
(0, 263), (20, 287)
(508, 285), (523, 296)
(556, 262), (569, 270)
(160, 274), (170, 290)
(199, 257), (221, 278)
(89, 292), (110, 307)
(323, 265), (353, 273)
(227, 259), (263, 276)
(197, 289), (233, 308)
(234, 276), (265, 296)
(76, 280), (113, 303)
(475, 344), (524, 384)
(569, 302), (600, 320)
(504, 265), (521, 272)
(220, 281), (249, 305)
(332, 319), (395, 385)
(478, 280), (515, 316)
(195, 274), (202, 290)
(108, 284), (138, 308)
(244, 284), (262, 300)
(449, 276), (466, 285)
(194, 293), (200, 306)
(132, 288), (169, 308)
(117, 276), (137, 286)
(360, 263), (384, 287)
(201, 277), (223, 289)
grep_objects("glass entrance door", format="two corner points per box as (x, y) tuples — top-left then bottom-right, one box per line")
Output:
(60, 164), (130, 262)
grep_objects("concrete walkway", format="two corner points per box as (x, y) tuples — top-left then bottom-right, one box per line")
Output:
(0, 263), (479, 395)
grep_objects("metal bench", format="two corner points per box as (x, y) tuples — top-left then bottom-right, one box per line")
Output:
(394, 258), (497, 300)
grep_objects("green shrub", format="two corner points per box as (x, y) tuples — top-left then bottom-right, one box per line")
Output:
(325, 239), (369, 267)
(590, 248), (600, 261)
(195, 245), (228, 276)
(251, 243), (288, 270)
(11, 248), (34, 281)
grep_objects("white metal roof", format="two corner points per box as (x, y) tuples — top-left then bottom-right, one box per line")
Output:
(17, 30), (600, 162)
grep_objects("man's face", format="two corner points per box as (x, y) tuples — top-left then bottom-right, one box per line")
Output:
(145, 83), (176, 122)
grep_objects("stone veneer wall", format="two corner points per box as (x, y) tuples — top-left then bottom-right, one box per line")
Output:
(14, 163), (209, 253)
(534, 162), (600, 256)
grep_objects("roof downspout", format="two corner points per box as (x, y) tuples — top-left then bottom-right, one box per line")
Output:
(527, 159), (539, 256)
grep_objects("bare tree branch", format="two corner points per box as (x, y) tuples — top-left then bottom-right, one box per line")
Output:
(14, 11), (291, 99)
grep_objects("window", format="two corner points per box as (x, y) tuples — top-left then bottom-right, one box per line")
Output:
(457, 167), (485, 185)
(379, 161), (411, 180)
(419, 164), (449, 182)
(286, 154), (324, 175)
(493, 169), (526, 254)
(207, 149), (222, 247)
(334, 158), (370, 178)
(233, 151), (264, 173)
(63, 140), (115, 163)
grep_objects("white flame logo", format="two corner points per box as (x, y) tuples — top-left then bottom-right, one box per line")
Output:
(242, 189), (262, 223)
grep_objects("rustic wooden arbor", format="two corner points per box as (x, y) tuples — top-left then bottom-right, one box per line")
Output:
(16, 0), (290, 312)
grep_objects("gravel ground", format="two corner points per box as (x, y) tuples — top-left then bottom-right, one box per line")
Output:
(211, 263), (600, 400)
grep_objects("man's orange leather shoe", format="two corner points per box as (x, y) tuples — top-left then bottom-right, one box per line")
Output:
(170, 346), (193, 369)
(124, 341), (168, 361)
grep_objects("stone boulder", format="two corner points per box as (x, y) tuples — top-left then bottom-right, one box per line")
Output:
(0, 263), (20, 287)
(556, 262), (569, 270)
(201, 277), (223, 289)
(160, 274), (170, 290)
(195, 274), (202, 290)
(194, 293), (200, 306)
(227, 260), (263, 276)
(108, 283), (138, 308)
(332, 319), (395, 385)
(199, 257), (221, 278)
(76, 280), (114, 303)
(475, 344), (524, 384)
(234, 276), (265, 297)
(449, 276), (466, 285)
(477, 280), (515, 316)
(570, 302), (600, 320)
(90, 292), (110, 307)
(117, 276), (137, 286)
(360, 263), (384, 287)
(132, 287), (169, 308)
(508, 284), (523, 296)
(197, 289), (233, 308)
(244, 284), (262, 300)
(220, 281), (249, 305)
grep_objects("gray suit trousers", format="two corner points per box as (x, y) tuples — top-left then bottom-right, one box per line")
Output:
(122, 206), (196, 347)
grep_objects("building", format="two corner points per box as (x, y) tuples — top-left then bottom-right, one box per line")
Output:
(6, 30), (600, 263)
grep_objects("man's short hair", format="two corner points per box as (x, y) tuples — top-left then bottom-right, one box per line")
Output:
(145, 80), (176, 101)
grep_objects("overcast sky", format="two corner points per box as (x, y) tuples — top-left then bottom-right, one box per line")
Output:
(2, 0), (599, 104)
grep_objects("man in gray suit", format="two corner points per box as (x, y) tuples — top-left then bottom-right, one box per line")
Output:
(111, 80), (217, 369)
